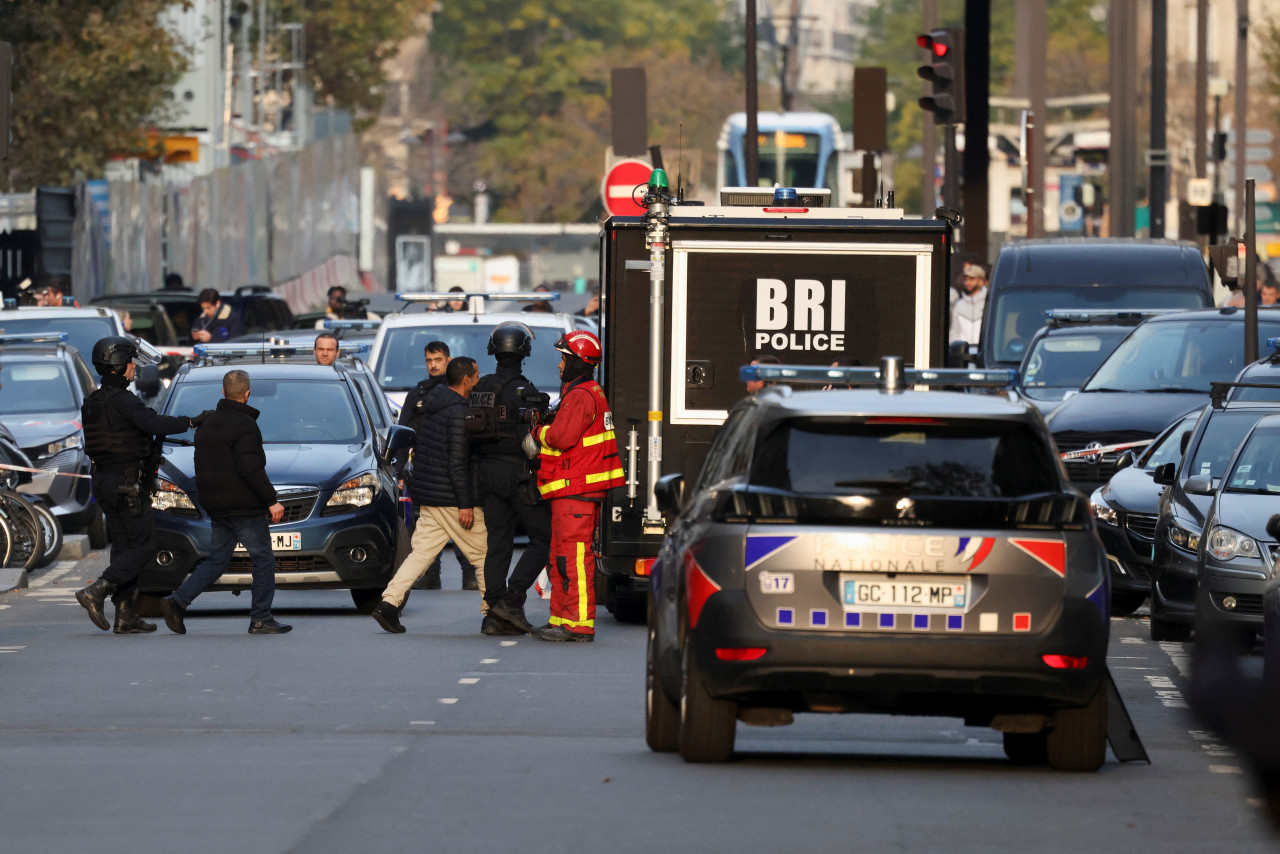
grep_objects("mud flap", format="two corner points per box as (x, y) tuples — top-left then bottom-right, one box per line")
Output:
(1106, 668), (1150, 763)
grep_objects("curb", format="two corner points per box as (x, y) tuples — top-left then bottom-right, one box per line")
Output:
(0, 567), (29, 594)
(58, 535), (90, 562)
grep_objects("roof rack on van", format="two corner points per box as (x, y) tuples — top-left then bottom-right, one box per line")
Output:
(740, 356), (1015, 393)
(394, 291), (559, 316)
(0, 332), (67, 347)
(1043, 309), (1176, 326)
(1208, 380), (1280, 408)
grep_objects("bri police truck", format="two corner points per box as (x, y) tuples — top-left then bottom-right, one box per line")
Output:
(595, 178), (957, 622)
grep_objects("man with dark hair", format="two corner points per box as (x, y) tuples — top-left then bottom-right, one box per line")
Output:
(191, 288), (243, 343)
(744, 354), (781, 395)
(75, 337), (200, 634)
(162, 272), (189, 292)
(473, 321), (551, 636)
(321, 285), (380, 325)
(372, 357), (488, 633)
(441, 285), (467, 313)
(161, 369), (290, 635)
(314, 332), (340, 366)
(32, 273), (75, 307)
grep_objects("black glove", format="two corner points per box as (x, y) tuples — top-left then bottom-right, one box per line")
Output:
(190, 410), (215, 429)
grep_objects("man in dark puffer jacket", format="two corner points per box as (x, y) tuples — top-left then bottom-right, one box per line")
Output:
(371, 357), (488, 633)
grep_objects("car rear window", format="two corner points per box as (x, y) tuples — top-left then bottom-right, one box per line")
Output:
(749, 417), (1059, 498)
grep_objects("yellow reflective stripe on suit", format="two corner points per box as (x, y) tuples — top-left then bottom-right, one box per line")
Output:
(539, 478), (570, 496)
(584, 468), (625, 485)
(580, 430), (615, 447)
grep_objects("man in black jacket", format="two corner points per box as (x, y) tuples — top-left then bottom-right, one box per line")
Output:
(75, 336), (200, 633)
(372, 357), (487, 633)
(473, 321), (550, 636)
(160, 369), (290, 635)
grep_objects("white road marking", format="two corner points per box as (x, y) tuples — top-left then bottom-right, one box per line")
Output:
(0, 604), (10, 610)
(28, 563), (81, 588)
(1119, 636), (1147, 644)
(480, 658), (499, 664)
(439, 698), (458, 705)
(1157, 640), (1192, 678)
(1210, 765), (1243, 774)
(499, 641), (518, 647)
(32, 589), (78, 597)
(458, 677), (479, 685)
(1142, 674), (1188, 708)
(410, 721), (435, 726)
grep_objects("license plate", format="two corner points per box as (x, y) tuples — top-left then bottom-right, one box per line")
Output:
(840, 573), (969, 613)
(235, 531), (302, 552)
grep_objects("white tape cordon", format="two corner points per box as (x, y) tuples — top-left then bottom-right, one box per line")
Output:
(1060, 440), (1151, 462)
(0, 462), (92, 480)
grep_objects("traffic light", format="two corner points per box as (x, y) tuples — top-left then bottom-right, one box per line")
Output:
(916, 28), (965, 125)
(1208, 239), (1245, 285)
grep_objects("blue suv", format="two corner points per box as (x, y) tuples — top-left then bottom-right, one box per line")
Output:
(139, 343), (413, 613)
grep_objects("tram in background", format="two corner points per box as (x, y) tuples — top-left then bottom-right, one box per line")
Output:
(716, 111), (845, 201)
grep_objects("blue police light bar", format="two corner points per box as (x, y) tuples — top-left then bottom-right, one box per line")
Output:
(60, 296), (77, 307)
(195, 342), (369, 358)
(1267, 337), (1280, 350)
(1044, 309), (1177, 325)
(323, 319), (381, 330)
(2, 298), (17, 309)
(739, 363), (1016, 389)
(394, 292), (559, 303)
(0, 332), (69, 345)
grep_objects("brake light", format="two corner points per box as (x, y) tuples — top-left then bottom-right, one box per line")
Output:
(762, 207), (809, 213)
(685, 551), (721, 629)
(716, 647), (767, 661)
(1041, 654), (1089, 670)
(634, 558), (655, 577)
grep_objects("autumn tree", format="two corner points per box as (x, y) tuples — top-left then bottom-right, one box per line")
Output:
(2, 0), (192, 190)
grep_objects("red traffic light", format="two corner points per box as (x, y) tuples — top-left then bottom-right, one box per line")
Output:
(916, 33), (949, 57)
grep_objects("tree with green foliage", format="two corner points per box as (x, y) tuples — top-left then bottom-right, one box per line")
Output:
(429, 0), (743, 222)
(2, 0), (192, 190)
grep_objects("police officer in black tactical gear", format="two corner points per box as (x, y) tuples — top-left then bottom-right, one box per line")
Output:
(473, 321), (552, 636)
(75, 336), (201, 634)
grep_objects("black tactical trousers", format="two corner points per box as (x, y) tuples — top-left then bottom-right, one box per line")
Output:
(478, 458), (551, 607)
(92, 470), (156, 604)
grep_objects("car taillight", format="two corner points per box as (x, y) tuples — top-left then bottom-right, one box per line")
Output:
(685, 551), (721, 629)
(1041, 654), (1089, 670)
(716, 647), (766, 661)
(634, 558), (655, 577)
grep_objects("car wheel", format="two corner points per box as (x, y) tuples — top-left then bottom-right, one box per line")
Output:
(1046, 685), (1108, 772)
(677, 642), (737, 763)
(88, 506), (109, 550)
(1111, 590), (1146, 617)
(1002, 731), (1048, 765)
(1150, 615), (1192, 642)
(646, 613), (679, 752)
(350, 588), (382, 614)
(29, 502), (62, 569)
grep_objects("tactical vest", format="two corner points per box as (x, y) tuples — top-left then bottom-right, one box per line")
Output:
(82, 387), (151, 465)
(466, 375), (522, 444)
(535, 382), (625, 499)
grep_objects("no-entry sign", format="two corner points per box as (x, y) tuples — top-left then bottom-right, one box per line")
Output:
(601, 159), (652, 217)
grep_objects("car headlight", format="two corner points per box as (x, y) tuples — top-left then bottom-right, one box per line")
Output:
(43, 433), (83, 457)
(1206, 526), (1260, 561)
(325, 472), (379, 511)
(1089, 493), (1118, 526)
(152, 478), (196, 513)
(1168, 521), (1202, 554)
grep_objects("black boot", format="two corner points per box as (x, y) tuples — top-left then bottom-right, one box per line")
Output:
(491, 600), (533, 633)
(461, 565), (479, 591)
(481, 613), (523, 636)
(161, 597), (187, 634)
(75, 577), (118, 631)
(371, 601), (406, 634)
(417, 565), (442, 590)
(113, 593), (157, 634)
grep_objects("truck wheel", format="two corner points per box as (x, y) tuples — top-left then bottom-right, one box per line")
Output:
(1002, 731), (1048, 765)
(1150, 615), (1191, 642)
(678, 643), (736, 762)
(1111, 591), (1146, 617)
(1046, 686), (1107, 772)
(646, 619), (679, 752)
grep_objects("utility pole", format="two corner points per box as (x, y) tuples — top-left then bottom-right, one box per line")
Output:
(1194, 0), (1208, 181)
(1108, 1), (1138, 236)
(1149, 0), (1168, 238)
(921, 0), (936, 216)
(1015, 0), (1046, 239)
(745, 0), (759, 187)
(1234, 0), (1249, 234)
(962, 0), (990, 261)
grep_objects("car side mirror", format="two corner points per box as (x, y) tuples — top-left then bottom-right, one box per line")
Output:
(654, 473), (685, 517)
(1114, 450), (1136, 472)
(1266, 514), (1280, 541)
(135, 364), (162, 398)
(947, 340), (969, 368)
(1184, 475), (1216, 496)
(1152, 462), (1176, 486)
(383, 425), (414, 461)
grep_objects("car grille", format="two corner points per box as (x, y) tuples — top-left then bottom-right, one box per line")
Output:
(1211, 592), (1264, 615)
(27, 448), (78, 471)
(274, 486), (318, 524)
(1124, 513), (1158, 540)
(229, 555), (332, 573)
(1054, 432), (1151, 487)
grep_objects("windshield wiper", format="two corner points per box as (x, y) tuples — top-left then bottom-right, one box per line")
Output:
(1142, 387), (1200, 393)
(1082, 387), (1129, 393)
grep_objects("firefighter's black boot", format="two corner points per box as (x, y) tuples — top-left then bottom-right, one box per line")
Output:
(75, 577), (118, 631)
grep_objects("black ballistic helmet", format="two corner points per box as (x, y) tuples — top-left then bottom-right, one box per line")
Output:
(91, 336), (138, 375)
(487, 321), (534, 357)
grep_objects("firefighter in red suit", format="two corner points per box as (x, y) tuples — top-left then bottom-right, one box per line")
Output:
(527, 330), (625, 642)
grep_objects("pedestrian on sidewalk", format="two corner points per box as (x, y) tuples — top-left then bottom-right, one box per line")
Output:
(160, 369), (290, 635)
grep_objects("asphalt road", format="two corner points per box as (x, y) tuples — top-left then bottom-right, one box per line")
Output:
(0, 551), (1276, 854)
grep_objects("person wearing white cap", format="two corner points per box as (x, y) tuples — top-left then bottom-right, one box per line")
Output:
(950, 259), (989, 345)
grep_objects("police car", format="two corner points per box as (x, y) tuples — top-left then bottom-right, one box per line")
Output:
(139, 342), (413, 612)
(645, 359), (1112, 770)
(366, 293), (576, 415)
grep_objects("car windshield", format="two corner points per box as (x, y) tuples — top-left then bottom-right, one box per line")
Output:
(1085, 319), (1280, 393)
(1186, 409), (1280, 480)
(0, 316), (116, 365)
(0, 361), (76, 414)
(1021, 330), (1128, 391)
(1139, 414), (1198, 470)
(1224, 424), (1280, 493)
(750, 417), (1059, 498)
(374, 324), (562, 391)
(165, 378), (364, 444)
(991, 288), (1206, 363)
